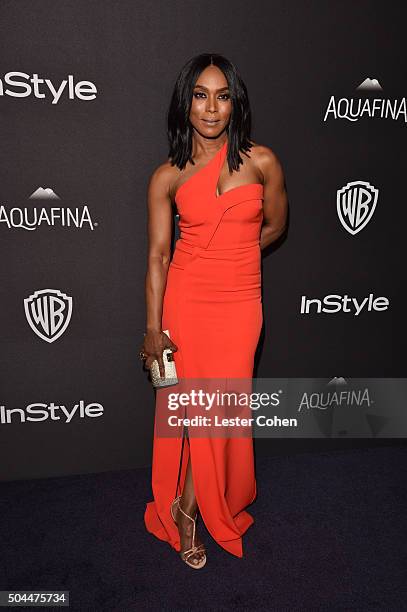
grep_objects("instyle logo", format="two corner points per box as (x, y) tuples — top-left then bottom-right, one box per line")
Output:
(0, 71), (97, 104)
(0, 187), (97, 231)
(337, 180), (378, 235)
(323, 77), (406, 123)
(24, 289), (73, 343)
(300, 293), (389, 315)
(0, 401), (104, 424)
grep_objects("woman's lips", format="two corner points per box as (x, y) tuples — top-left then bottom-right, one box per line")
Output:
(202, 119), (219, 125)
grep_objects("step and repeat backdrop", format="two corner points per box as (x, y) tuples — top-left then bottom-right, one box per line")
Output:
(0, 1), (405, 480)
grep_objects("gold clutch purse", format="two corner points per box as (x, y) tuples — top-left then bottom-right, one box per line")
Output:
(150, 329), (178, 388)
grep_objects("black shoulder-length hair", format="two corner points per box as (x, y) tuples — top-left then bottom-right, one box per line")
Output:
(167, 53), (253, 172)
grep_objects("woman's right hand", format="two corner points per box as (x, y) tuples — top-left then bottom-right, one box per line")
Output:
(140, 329), (178, 378)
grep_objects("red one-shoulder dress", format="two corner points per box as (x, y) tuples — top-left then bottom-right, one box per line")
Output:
(144, 139), (264, 557)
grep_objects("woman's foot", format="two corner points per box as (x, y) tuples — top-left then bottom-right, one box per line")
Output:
(171, 497), (206, 568)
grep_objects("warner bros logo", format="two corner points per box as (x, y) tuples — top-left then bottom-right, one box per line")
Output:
(337, 180), (378, 235)
(24, 289), (73, 343)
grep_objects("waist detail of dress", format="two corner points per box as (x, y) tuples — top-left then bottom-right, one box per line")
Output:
(169, 238), (262, 302)
(174, 237), (260, 253)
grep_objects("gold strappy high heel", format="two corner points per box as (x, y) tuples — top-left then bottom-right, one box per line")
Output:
(170, 495), (207, 569)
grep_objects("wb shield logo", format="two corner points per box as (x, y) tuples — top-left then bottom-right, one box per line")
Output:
(337, 180), (378, 235)
(24, 289), (73, 343)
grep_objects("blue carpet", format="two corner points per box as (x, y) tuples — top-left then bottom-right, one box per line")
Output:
(0, 446), (406, 611)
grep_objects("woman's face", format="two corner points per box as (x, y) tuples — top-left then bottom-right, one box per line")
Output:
(189, 65), (232, 139)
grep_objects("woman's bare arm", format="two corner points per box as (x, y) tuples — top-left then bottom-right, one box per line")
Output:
(141, 163), (178, 377)
(257, 147), (288, 250)
(145, 164), (173, 331)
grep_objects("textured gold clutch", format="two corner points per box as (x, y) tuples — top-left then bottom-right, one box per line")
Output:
(150, 329), (178, 388)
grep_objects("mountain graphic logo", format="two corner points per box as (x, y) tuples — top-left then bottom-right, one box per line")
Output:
(356, 77), (383, 91)
(28, 187), (60, 200)
(327, 377), (347, 386)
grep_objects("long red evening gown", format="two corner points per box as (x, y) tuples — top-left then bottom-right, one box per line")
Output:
(144, 138), (264, 557)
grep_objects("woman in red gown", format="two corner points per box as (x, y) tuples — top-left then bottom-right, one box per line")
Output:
(140, 53), (287, 568)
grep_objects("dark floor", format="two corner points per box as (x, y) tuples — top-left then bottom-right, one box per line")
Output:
(1, 446), (406, 611)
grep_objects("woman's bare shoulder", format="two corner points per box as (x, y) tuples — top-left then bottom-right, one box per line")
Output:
(249, 141), (280, 162)
(249, 142), (284, 179)
(148, 158), (180, 198)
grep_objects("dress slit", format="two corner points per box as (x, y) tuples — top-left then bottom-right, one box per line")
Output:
(174, 425), (187, 499)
